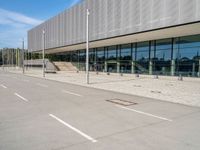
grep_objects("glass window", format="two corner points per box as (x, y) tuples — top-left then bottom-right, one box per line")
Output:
(153, 39), (172, 75)
(107, 46), (117, 61)
(120, 44), (132, 73)
(96, 47), (105, 72)
(96, 47), (105, 62)
(174, 35), (200, 77)
(135, 42), (149, 74)
(89, 48), (95, 63)
(79, 50), (86, 62)
(71, 51), (78, 62)
(120, 44), (132, 61)
(136, 42), (149, 62)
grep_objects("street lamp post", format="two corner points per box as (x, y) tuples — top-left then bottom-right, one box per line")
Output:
(2, 49), (4, 70)
(42, 29), (45, 78)
(86, 9), (90, 84)
(31, 49), (33, 70)
(22, 38), (25, 74)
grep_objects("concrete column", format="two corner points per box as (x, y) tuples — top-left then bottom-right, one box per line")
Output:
(104, 61), (107, 72)
(117, 62), (120, 73)
(131, 61), (135, 74)
(171, 59), (175, 76)
(192, 62), (195, 77)
(149, 60), (153, 75)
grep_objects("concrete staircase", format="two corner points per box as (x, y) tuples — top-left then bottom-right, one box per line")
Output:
(53, 62), (78, 71)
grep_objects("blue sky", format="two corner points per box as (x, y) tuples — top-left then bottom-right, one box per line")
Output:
(0, 0), (82, 49)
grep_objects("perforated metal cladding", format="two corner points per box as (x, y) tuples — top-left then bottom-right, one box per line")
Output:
(28, 0), (200, 51)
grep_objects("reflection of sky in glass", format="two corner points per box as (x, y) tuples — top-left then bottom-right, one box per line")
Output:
(174, 35), (200, 60)
(121, 44), (131, 60)
(107, 46), (117, 60)
(137, 42), (149, 61)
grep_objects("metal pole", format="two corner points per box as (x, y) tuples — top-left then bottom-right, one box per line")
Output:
(2, 49), (4, 70)
(86, 9), (90, 84)
(26, 49), (28, 70)
(22, 38), (25, 74)
(12, 49), (14, 68)
(31, 49), (32, 70)
(42, 30), (45, 77)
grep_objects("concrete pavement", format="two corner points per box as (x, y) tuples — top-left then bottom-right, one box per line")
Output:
(6, 67), (200, 107)
(0, 70), (200, 150)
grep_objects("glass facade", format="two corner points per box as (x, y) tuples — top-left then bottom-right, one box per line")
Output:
(153, 39), (172, 75)
(136, 42), (150, 74)
(120, 44), (132, 73)
(56, 34), (200, 77)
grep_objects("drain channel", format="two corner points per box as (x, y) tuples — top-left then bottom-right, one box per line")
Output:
(106, 99), (137, 106)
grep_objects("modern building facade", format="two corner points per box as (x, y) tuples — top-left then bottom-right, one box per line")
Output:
(28, 0), (200, 77)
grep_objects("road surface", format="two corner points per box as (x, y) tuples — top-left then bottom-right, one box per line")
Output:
(0, 70), (200, 150)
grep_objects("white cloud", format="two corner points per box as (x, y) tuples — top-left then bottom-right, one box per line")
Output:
(0, 8), (43, 49)
(0, 1), (81, 49)
(0, 8), (43, 26)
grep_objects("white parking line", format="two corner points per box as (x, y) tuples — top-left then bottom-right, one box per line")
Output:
(14, 93), (28, 102)
(116, 105), (172, 122)
(36, 83), (48, 88)
(62, 90), (82, 97)
(22, 79), (29, 82)
(49, 114), (97, 143)
(0, 84), (7, 89)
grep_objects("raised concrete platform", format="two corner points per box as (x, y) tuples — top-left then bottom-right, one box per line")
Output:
(5, 67), (200, 107)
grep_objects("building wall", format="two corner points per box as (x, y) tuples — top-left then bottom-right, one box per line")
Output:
(28, 0), (200, 51)
(50, 34), (200, 77)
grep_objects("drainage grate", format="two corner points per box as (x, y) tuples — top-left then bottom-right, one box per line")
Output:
(106, 99), (137, 106)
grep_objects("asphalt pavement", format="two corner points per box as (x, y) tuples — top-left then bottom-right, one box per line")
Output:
(0, 70), (200, 150)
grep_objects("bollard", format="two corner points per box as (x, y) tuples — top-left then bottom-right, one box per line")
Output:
(178, 74), (183, 81)
(107, 72), (110, 75)
(154, 74), (159, 79)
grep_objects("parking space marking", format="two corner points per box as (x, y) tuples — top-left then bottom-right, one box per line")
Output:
(22, 79), (29, 82)
(62, 90), (82, 97)
(116, 105), (173, 122)
(36, 83), (48, 88)
(49, 114), (97, 143)
(0, 84), (7, 89)
(14, 93), (28, 102)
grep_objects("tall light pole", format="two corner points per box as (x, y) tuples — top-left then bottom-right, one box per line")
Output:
(86, 9), (90, 84)
(22, 38), (25, 74)
(2, 49), (4, 70)
(42, 29), (45, 78)
(31, 49), (32, 70)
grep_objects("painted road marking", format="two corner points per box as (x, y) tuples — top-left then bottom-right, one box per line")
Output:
(49, 114), (97, 143)
(62, 90), (82, 97)
(36, 83), (48, 88)
(116, 105), (172, 122)
(0, 84), (7, 89)
(22, 79), (29, 82)
(14, 93), (28, 102)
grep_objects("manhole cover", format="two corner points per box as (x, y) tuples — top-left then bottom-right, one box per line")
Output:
(106, 99), (137, 106)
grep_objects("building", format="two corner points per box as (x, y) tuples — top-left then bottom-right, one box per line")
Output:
(28, 0), (200, 77)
